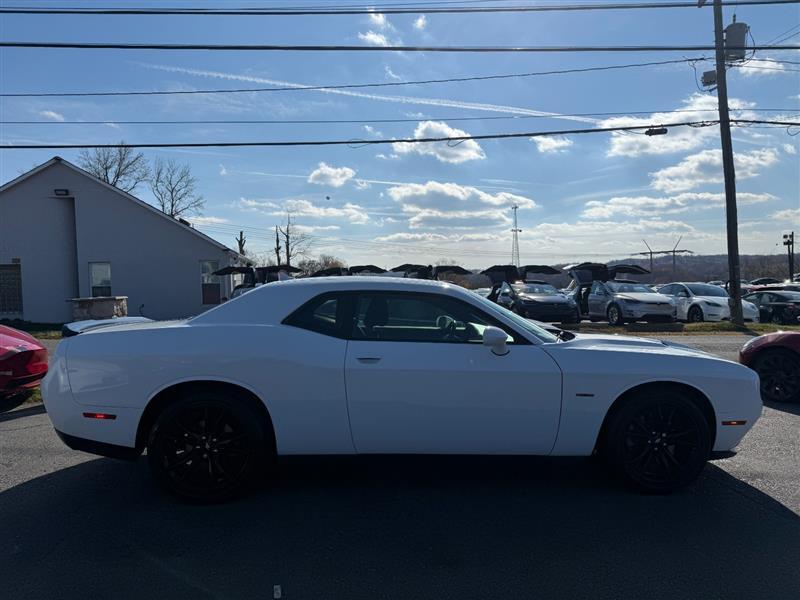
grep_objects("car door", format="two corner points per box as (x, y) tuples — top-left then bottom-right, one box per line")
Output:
(673, 285), (692, 320)
(587, 281), (607, 317)
(343, 291), (562, 455)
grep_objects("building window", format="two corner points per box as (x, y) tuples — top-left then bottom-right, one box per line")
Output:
(201, 260), (221, 305)
(89, 262), (112, 297)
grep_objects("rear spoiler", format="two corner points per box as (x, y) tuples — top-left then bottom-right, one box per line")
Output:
(61, 316), (154, 337)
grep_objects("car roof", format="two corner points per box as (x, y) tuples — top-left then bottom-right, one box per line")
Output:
(191, 276), (481, 326)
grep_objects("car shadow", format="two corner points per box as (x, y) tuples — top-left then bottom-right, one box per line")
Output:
(764, 399), (800, 416)
(0, 455), (797, 600)
(0, 391), (43, 419)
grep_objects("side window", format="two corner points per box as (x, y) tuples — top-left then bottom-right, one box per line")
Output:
(200, 260), (221, 305)
(284, 293), (345, 338)
(675, 286), (690, 298)
(351, 292), (516, 344)
(590, 281), (604, 295)
(660, 284), (675, 296)
(89, 262), (112, 297)
(746, 293), (761, 305)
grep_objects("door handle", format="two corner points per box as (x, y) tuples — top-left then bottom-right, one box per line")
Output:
(356, 357), (382, 363)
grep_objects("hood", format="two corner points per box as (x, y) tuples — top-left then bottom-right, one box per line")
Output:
(558, 333), (720, 359)
(614, 292), (672, 303)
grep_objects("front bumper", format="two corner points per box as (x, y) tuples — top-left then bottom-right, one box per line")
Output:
(621, 304), (676, 321)
(520, 303), (577, 321)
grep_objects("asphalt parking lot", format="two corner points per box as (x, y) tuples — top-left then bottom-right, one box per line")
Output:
(1, 334), (797, 599)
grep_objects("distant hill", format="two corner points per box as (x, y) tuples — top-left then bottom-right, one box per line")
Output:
(536, 254), (793, 288)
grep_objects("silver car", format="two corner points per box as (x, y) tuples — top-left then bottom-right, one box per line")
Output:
(588, 280), (676, 325)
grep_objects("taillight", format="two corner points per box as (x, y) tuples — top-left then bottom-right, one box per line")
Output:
(2, 348), (48, 377)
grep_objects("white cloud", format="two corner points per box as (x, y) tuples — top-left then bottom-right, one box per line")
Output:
(39, 110), (64, 122)
(784, 143), (797, 155)
(375, 231), (501, 243)
(386, 180), (535, 230)
(393, 121), (486, 164)
(650, 148), (780, 192)
(413, 15), (427, 30)
(384, 65), (402, 81)
(582, 191), (773, 219)
(219, 164), (227, 176)
(363, 124), (383, 138)
(738, 59), (787, 78)
(292, 224), (341, 233)
(358, 31), (390, 46)
(188, 215), (230, 225)
(307, 162), (356, 187)
(533, 136), (573, 154)
(772, 208), (800, 222)
(240, 197), (370, 224)
(368, 11), (388, 28)
(600, 93), (757, 157)
(375, 152), (400, 160)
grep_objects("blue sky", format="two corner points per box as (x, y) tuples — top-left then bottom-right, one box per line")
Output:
(1, 1), (799, 267)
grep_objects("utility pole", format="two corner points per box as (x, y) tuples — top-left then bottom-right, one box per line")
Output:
(784, 231), (795, 280)
(274, 226), (282, 265)
(704, 0), (744, 325)
(510, 205), (521, 267)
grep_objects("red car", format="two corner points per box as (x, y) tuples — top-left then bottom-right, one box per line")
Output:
(739, 331), (800, 403)
(0, 325), (49, 396)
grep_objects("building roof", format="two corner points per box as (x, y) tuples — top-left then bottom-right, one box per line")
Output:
(0, 156), (237, 255)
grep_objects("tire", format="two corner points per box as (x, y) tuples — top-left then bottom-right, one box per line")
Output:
(771, 311), (786, 325)
(602, 391), (711, 493)
(687, 305), (704, 323)
(607, 304), (624, 326)
(752, 349), (800, 403)
(147, 391), (270, 503)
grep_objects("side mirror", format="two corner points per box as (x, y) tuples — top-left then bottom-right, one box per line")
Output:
(483, 326), (509, 356)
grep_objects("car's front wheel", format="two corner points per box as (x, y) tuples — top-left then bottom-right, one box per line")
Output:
(147, 391), (269, 502)
(607, 304), (624, 326)
(687, 305), (704, 323)
(602, 391), (711, 493)
(771, 311), (787, 325)
(752, 349), (800, 403)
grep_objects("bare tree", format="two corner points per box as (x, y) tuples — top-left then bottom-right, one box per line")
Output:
(297, 253), (346, 275)
(235, 230), (247, 255)
(150, 158), (205, 218)
(278, 214), (312, 266)
(77, 143), (150, 193)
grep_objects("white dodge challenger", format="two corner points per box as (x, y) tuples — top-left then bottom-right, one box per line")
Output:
(43, 277), (762, 502)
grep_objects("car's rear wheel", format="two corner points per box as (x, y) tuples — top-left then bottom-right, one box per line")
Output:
(687, 305), (704, 323)
(147, 391), (269, 502)
(607, 304), (623, 326)
(603, 391), (710, 493)
(771, 311), (786, 325)
(752, 349), (800, 403)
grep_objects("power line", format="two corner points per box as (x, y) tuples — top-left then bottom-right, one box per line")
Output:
(2, 108), (793, 126)
(1, 119), (796, 150)
(2, 0), (799, 15)
(0, 120), (723, 149)
(0, 58), (710, 98)
(2, 41), (798, 52)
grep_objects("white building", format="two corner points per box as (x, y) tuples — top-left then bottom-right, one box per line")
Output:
(0, 156), (238, 323)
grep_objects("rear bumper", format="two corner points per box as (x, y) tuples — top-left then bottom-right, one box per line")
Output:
(54, 429), (140, 460)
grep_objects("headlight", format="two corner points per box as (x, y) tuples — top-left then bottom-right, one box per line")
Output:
(622, 298), (641, 304)
(703, 300), (723, 307)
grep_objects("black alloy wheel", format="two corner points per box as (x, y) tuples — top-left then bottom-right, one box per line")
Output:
(753, 350), (800, 403)
(607, 304), (623, 326)
(771, 311), (786, 325)
(604, 392), (710, 493)
(687, 305), (704, 323)
(147, 393), (268, 502)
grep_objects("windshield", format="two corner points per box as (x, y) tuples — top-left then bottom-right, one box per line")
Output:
(470, 292), (558, 343)
(686, 283), (728, 297)
(605, 281), (653, 294)
(513, 283), (559, 295)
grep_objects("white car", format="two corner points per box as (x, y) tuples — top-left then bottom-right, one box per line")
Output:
(659, 282), (760, 323)
(42, 278), (761, 502)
